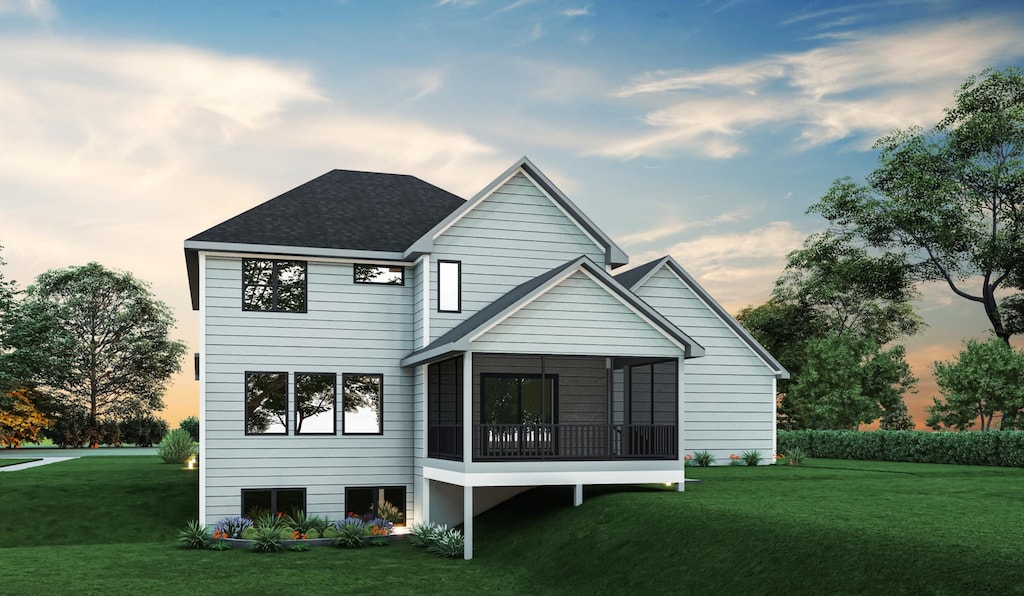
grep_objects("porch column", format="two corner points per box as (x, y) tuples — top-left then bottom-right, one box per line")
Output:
(677, 356), (686, 492)
(574, 484), (584, 507)
(463, 351), (473, 465)
(464, 485), (474, 560)
(421, 478), (431, 524)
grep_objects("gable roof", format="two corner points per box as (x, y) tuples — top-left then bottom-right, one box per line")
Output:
(616, 256), (789, 379)
(184, 169), (465, 309)
(401, 256), (703, 368)
(405, 156), (629, 268)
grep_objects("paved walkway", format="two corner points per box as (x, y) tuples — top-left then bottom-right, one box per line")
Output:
(0, 457), (79, 472)
(0, 447), (159, 472)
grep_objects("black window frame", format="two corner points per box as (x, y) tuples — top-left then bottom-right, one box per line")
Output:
(244, 371), (289, 436)
(342, 373), (384, 435)
(480, 373), (559, 425)
(241, 487), (306, 518)
(353, 264), (405, 285)
(294, 372), (337, 435)
(344, 485), (407, 525)
(242, 258), (308, 313)
(437, 260), (461, 313)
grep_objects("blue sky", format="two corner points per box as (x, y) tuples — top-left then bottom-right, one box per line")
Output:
(1, 0), (1022, 426)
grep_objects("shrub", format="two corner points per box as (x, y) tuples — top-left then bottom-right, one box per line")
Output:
(409, 522), (446, 548)
(333, 521), (369, 548)
(177, 520), (209, 549)
(179, 416), (200, 442)
(99, 419), (122, 447)
(427, 527), (465, 558)
(44, 406), (91, 448)
(119, 414), (168, 447)
(248, 525), (286, 553)
(306, 528), (321, 539)
(786, 447), (808, 466)
(157, 428), (195, 464)
(240, 526), (259, 540)
(377, 500), (404, 525)
(777, 430), (1024, 468)
(288, 510), (329, 535)
(214, 516), (252, 539)
(322, 526), (339, 539)
(253, 512), (292, 534)
(692, 450), (715, 467)
(742, 450), (763, 466)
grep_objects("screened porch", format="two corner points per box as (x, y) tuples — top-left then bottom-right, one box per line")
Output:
(426, 353), (679, 462)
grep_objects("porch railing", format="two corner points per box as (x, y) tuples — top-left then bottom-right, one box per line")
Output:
(428, 423), (678, 461)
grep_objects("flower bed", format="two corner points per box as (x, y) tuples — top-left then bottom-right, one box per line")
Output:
(178, 511), (403, 553)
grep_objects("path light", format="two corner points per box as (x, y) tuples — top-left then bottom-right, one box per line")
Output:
(187, 455), (197, 470)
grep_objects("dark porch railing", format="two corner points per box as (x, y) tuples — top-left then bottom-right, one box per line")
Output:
(428, 424), (677, 461)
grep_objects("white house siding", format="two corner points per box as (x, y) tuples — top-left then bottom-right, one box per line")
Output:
(202, 256), (418, 523)
(472, 270), (683, 358)
(631, 266), (776, 462)
(429, 171), (607, 342)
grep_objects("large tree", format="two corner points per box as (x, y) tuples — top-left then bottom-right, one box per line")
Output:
(926, 338), (1024, 431)
(7, 263), (187, 442)
(810, 66), (1024, 344)
(737, 231), (921, 429)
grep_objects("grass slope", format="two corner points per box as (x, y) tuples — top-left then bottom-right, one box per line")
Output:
(1, 458), (1022, 595)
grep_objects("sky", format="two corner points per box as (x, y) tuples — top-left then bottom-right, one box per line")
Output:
(1, 0), (1023, 429)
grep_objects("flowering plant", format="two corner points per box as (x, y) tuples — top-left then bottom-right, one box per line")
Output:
(214, 516), (253, 539)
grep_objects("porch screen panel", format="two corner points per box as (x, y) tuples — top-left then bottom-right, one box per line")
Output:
(652, 361), (677, 425)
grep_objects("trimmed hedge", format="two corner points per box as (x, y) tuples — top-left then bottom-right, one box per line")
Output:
(778, 430), (1024, 468)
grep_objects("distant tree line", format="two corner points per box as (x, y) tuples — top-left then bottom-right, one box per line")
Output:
(737, 66), (1024, 432)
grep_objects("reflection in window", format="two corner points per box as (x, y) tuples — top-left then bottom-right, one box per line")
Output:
(241, 488), (306, 518)
(296, 373), (336, 434)
(354, 265), (404, 285)
(482, 374), (557, 425)
(245, 372), (288, 434)
(345, 486), (406, 525)
(343, 374), (383, 434)
(243, 259), (307, 312)
(438, 260), (460, 312)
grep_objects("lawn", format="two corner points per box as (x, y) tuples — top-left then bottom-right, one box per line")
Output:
(1, 458), (1022, 595)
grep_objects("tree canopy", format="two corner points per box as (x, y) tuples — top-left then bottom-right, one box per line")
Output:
(927, 338), (1024, 431)
(810, 66), (1024, 343)
(7, 263), (187, 438)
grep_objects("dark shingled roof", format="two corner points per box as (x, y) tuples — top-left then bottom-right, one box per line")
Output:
(187, 169), (466, 252)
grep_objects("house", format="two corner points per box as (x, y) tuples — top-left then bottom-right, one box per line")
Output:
(184, 157), (787, 559)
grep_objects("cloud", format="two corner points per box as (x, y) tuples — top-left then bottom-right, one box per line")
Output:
(627, 221), (806, 312)
(0, 0), (54, 20)
(561, 7), (591, 17)
(601, 18), (1024, 159)
(617, 209), (749, 246)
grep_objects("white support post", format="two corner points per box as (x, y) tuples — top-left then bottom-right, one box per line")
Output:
(574, 484), (584, 507)
(464, 485), (474, 560)
(198, 253), (207, 523)
(422, 478), (431, 524)
(677, 356), (686, 492)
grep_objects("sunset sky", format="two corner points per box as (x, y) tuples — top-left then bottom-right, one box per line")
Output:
(1, 0), (1023, 428)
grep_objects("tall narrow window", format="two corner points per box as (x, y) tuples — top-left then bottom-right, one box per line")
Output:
(245, 372), (288, 435)
(343, 374), (383, 434)
(295, 373), (336, 435)
(438, 260), (461, 312)
(243, 259), (307, 312)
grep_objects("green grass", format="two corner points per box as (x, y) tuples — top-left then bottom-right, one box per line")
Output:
(1, 458), (1022, 595)
(0, 458), (40, 467)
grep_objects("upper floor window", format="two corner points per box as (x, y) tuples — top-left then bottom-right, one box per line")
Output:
(245, 371), (288, 435)
(438, 260), (461, 312)
(243, 259), (307, 312)
(354, 265), (404, 285)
